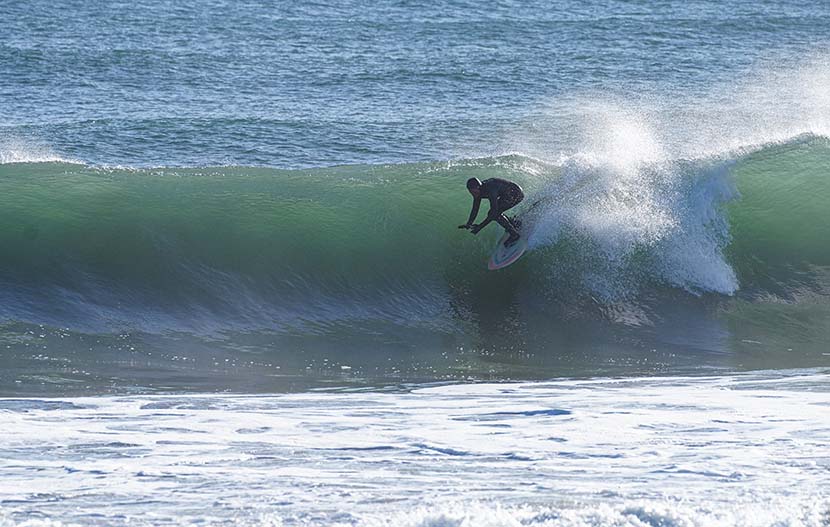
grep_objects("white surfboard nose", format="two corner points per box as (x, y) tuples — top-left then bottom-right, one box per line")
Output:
(488, 232), (528, 270)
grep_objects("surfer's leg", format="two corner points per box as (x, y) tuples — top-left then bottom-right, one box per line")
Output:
(499, 188), (524, 214)
(496, 214), (521, 246)
(496, 189), (524, 246)
(487, 187), (524, 247)
(496, 214), (519, 233)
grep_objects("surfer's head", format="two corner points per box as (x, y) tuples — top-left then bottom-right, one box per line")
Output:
(466, 177), (481, 197)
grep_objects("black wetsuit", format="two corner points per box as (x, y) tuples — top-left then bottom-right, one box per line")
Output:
(466, 178), (525, 237)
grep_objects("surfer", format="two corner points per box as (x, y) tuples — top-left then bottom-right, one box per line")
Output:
(459, 177), (524, 246)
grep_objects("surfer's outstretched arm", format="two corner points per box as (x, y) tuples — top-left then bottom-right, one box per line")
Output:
(459, 196), (481, 228)
(470, 206), (499, 233)
(468, 186), (502, 234)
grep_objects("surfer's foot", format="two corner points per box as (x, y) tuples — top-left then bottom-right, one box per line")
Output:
(505, 233), (521, 247)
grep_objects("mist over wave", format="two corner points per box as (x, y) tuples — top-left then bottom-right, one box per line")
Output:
(507, 56), (830, 296)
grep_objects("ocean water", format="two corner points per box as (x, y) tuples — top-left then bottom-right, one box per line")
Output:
(1, 0), (830, 524)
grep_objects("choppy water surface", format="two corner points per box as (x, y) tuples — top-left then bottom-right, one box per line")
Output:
(3, 0), (830, 167)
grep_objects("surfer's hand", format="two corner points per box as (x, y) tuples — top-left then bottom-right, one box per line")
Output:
(469, 224), (482, 234)
(458, 224), (470, 229)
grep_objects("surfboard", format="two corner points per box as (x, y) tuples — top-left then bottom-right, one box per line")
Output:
(488, 229), (529, 270)
(486, 199), (547, 270)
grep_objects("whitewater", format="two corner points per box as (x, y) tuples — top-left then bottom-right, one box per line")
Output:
(1, 370), (829, 526)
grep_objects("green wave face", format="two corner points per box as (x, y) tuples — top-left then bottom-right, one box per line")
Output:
(728, 139), (830, 283)
(0, 158), (542, 333)
(1, 140), (829, 374)
(721, 139), (830, 360)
